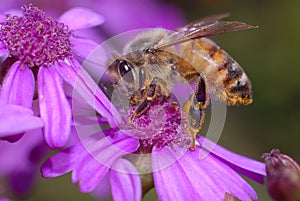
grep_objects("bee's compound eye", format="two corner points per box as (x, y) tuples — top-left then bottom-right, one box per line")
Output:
(118, 60), (135, 83)
(119, 60), (132, 76)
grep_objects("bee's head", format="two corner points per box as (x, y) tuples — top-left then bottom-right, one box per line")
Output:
(106, 58), (136, 85)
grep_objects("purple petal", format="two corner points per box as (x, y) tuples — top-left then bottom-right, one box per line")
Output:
(198, 137), (266, 183)
(0, 129), (46, 197)
(152, 147), (257, 201)
(55, 59), (121, 128)
(0, 129), (45, 176)
(74, 153), (108, 192)
(38, 67), (71, 148)
(41, 140), (89, 178)
(0, 61), (34, 108)
(91, 174), (111, 200)
(110, 159), (141, 201)
(152, 148), (198, 201)
(0, 198), (10, 201)
(73, 28), (106, 44)
(71, 37), (98, 60)
(0, 104), (43, 137)
(194, 150), (258, 201)
(59, 7), (105, 30)
(73, 133), (139, 192)
(71, 135), (114, 184)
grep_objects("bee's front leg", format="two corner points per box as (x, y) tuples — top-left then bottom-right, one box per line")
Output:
(127, 77), (160, 125)
(183, 73), (209, 150)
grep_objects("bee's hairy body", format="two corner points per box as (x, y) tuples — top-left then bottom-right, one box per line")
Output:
(105, 14), (254, 149)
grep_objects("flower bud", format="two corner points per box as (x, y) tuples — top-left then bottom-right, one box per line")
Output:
(262, 149), (300, 201)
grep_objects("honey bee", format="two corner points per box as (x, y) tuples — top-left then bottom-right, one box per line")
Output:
(103, 14), (255, 149)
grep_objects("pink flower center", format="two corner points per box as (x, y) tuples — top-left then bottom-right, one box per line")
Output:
(0, 4), (73, 67)
(124, 101), (192, 151)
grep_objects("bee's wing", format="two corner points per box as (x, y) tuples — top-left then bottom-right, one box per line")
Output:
(156, 14), (257, 49)
(174, 13), (230, 31)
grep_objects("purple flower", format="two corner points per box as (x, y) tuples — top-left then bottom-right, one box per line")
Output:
(42, 101), (266, 201)
(0, 5), (116, 148)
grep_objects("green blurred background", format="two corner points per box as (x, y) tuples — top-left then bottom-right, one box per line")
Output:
(3, 0), (300, 200)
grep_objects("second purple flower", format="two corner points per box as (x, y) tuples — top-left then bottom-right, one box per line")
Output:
(0, 4), (116, 148)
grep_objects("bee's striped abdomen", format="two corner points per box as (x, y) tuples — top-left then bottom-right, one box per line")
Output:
(179, 37), (252, 105)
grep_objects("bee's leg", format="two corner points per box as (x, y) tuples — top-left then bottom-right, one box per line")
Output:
(183, 73), (209, 150)
(127, 77), (160, 125)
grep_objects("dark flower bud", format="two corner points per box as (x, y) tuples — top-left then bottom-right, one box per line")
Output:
(262, 149), (300, 201)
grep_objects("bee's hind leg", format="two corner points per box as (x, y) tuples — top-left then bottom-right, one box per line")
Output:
(183, 73), (209, 150)
(127, 77), (160, 126)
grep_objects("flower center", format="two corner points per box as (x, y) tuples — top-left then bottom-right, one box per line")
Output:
(124, 101), (192, 151)
(0, 4), (73, 67)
